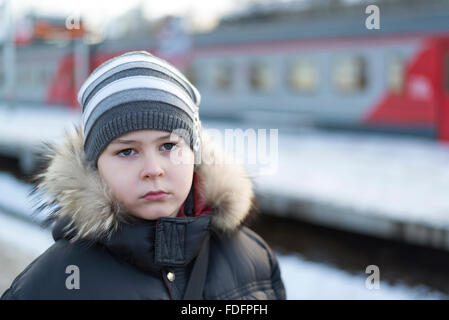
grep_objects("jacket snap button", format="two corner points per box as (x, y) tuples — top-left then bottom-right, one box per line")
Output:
(167, 272), (175, 282)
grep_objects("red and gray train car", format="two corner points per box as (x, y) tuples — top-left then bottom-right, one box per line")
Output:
(7, 6), (449, 140)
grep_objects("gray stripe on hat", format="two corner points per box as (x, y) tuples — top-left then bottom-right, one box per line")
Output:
(84, 88), (195, 139)
(82, 76), (197, 127)
(78, 51), (200, 106)
(81, 61), (195, 110)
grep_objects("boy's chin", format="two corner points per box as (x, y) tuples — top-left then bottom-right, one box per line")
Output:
(130, 208), (178, 220)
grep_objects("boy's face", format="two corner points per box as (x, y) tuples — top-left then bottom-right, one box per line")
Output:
(97, 129), (194, 220)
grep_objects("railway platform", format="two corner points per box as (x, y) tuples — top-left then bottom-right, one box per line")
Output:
(205, 121), (449, 251)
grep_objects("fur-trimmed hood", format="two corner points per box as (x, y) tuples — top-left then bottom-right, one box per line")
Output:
(34, 125), (255, 241)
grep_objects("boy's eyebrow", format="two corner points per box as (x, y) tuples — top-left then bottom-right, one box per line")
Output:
(110, 134), (176, 145)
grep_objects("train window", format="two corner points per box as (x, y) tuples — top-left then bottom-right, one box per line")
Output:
(333, 55), (367, 93)
(45, 67), (54, 83)
(387, 53), (405, 94)
(21, 68), (27, 85)
(249, 61), (274, 92)
(30, 67), (39, 86)
(18, 68), (30, 86)
(287, 58), (319, 93)
(39, 68), (48, 82)
(211, 61), (233, 90)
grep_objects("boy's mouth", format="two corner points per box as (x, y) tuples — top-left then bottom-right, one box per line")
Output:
(141, 190), (169, 201)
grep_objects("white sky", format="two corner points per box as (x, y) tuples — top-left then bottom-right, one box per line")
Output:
(3, 0), (368, 32)
(6, 0), (244, 31)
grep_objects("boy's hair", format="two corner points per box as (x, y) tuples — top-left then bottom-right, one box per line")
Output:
(77, 51), (202, 166)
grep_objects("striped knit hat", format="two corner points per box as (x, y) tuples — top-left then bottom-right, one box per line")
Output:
(78, 51), (201, 166)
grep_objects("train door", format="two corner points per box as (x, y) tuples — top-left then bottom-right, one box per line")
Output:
(439, 41), (449, 141)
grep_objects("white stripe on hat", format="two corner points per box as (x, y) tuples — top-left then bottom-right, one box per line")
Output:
(82, 76), (198, 128)
(78, 51), (201, 107)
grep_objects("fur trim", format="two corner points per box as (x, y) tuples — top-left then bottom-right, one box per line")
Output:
(33, 125), (255, 241)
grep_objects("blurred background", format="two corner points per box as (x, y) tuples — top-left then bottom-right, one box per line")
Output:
(2, 0), (449, 299)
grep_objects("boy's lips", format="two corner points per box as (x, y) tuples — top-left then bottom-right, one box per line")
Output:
(141, 190), (169, 201)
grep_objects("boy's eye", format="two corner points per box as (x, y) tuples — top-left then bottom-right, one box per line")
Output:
(161, 143), (177, 151)
(117, 148), (136, 157)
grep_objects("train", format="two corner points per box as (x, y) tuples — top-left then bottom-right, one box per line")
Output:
(3, 1), (449, 140)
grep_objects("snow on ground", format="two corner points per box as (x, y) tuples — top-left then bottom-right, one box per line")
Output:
(202, 121), (449, 230)
(262, 131), (449, 229)
(277, 253), (447, 300)
(0, 104), (80, 147)
(0, 171), (49, 223)
(0, 211), (53, 258)
(0, 211), (53, 294)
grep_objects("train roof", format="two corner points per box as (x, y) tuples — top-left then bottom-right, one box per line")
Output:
(16, 0), (449, 51)
(193, 0), (449, 46)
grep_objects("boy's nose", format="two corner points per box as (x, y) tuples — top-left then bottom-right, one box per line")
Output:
(140, 154), (164, 179)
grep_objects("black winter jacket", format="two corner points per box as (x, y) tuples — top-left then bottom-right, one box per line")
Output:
(1, 126), (286, 300)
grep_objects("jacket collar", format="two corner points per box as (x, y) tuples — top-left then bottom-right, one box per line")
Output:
(35, 125), (255, 242)
(52, 213), (211, 272)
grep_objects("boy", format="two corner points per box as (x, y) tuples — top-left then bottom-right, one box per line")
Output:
(1, 51), (286, 300)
